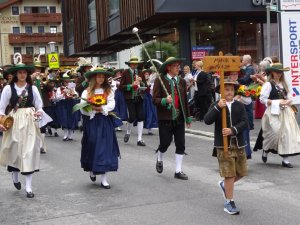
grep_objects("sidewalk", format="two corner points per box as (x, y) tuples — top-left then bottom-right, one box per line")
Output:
(186, 118), (262, 142)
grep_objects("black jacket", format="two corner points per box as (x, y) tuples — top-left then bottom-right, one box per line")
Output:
(204, 100), (248, 149)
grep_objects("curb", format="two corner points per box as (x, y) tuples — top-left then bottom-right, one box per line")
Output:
(185, 129), (214, 138)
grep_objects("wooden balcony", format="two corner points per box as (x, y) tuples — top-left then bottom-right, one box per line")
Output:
(20, 13), (62, 24)
(10, 54), (78, 66)
(9, 33), (63, 44)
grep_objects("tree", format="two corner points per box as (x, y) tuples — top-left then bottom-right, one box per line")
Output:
(140, 41), (179, 62)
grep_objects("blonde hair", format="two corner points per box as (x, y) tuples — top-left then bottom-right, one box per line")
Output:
(87, 74), (111, 98)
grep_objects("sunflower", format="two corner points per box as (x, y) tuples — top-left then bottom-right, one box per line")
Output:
(89, 94), (107, 106)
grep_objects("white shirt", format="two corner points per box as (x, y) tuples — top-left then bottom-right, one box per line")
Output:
(167, 74), (178, 82)
(259, 81), (292, 106)
(80, 88), (115, 119)
(226, 100), (234, 114)
(0, 83), (43, 115)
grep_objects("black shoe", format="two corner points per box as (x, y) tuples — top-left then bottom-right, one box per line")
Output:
(156, 160), (163, 174)
(174, 171), (188, 180)
(68, 138), (73, 141)
(13, 182), (21, 190)
(40, 148), (46, 154)
(148, 132), (154, 136)
(47, 128), (52, 136)
(137, 140), (146, 146)
(63, 137), (68, 141)
(124, 134), (130, 143)
(262, 150), (267, 163)
(26, 191), (34, 198)
(54, 132), (59, 137)
(101, 183), (111, 189)
(282, 162), (293, 168)
(90, 175), (96, 182)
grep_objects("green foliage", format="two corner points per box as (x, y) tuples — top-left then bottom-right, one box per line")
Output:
(141, 41), (179, 61)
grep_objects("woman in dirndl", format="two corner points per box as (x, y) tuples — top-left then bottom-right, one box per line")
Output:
(55, 72), (79, 141)
(258, 63), (300, 168)
(0, 60), (44, 198)
(80, 67), (120, 189)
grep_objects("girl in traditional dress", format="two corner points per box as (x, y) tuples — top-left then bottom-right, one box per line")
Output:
(80, 68), (120, 189)
(259, 63), (300, 168)
(55, 72), (79, 141)
(0, 60), (44, 198)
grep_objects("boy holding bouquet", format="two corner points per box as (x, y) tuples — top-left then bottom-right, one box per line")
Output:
(204, 80), (248, 215)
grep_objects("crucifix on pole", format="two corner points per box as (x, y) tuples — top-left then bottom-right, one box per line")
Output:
(203, 52), (240, 153)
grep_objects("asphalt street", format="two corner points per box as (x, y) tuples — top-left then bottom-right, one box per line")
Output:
(0, 124), (300, 225)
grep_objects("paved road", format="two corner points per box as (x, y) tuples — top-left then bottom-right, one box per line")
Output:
(0, 126), (300, 225)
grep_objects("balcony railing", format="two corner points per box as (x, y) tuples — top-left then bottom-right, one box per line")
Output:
(9, 33), (63, 44)
(20, 13), (62, 24)
(10, 54), (78, 66)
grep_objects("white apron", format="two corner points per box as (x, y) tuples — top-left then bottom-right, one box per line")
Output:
(0, 108), (42, 173)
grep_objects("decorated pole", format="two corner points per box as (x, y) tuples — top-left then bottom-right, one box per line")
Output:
(203, 52), (240, 153)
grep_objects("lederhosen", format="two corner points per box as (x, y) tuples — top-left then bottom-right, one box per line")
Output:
(7, 84), (37, 175)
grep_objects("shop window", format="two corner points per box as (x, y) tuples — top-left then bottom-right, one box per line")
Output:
(38, 26), (44, 33)
(88, 0), (96, 30)
(12, 27), (20, 34)
(262, 23), (279, 58)
(25, 26), (32, 34)
(109, 0), (119, 18)
(236, 21), (263, 62)
(14, 47), (22, 54)
(190, 19), (233, 60)
(12, 6), (19, 15)
(50, 26), (57, 33)
(26, 47), (34, 55)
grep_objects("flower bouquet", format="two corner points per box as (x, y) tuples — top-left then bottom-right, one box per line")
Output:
(236, 83), (261, 100)
(72, 94), (120, 119)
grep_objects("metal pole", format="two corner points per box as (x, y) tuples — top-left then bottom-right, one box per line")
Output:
(266, 2), (271, 57)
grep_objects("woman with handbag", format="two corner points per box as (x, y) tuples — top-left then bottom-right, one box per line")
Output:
(0, 58), (44, 198)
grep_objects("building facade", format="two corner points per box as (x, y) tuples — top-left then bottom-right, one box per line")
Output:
(0, 0), (77, 67)
(62, 0), (279, 66)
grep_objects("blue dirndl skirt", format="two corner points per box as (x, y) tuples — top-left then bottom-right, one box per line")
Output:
(81, 114), (120, 174)
(43, 105), (60, 128)
(143, 92), (158, 129)
(114, 90), (128, 121)
(55, 99), (79, 130)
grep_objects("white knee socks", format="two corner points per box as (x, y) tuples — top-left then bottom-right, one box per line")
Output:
(157, 151), (164, 162)
(175, 154), (184, 173)
(282, 156), (290, 164)
(137, 121), (144, 141)
(63, 129), (68, 139)
(101, 173), (109, 186)
(126, 123), (132, 135)
(25, 174), (33, 193)
(68, 130), (73, 139)
(12, 171), (19, 183)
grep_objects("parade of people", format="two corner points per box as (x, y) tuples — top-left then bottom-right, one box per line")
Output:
(1, 1), (300, 224)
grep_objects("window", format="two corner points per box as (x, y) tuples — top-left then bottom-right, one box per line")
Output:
(50, 26), (57, 33)
(39, 47), (46, 55)
(26, 47), (34, 55)
(24, 7), (31, 13)
(14, 47), (22, 54)
(11, 6), (19, 15)
(88, 0), (96, 30)
(38, 7), (47, 13)
(12, 27), (20, 34)
(55, 46), (59, 53)
(38, 26), (44, 33)
(25, 26), (32, 34)
(49, 6), (56, 13)
(108, 0), (119, 17)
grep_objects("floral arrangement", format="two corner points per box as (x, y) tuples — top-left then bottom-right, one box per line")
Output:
(236, 83), (262, 100)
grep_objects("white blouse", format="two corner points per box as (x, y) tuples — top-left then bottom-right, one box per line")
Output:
(80, 88), (115, 119)
(259, 81), (292, 106)
(0, 83), (43, 115)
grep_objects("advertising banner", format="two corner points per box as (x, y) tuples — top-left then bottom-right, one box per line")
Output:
(279, 0), (300, 11)
(280, 12), (300, 104)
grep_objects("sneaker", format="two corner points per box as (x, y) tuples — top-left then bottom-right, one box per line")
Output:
(218, 180), (226, 199)
(224, 201), (240, 215)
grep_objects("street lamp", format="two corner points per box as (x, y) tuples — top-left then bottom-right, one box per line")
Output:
(265, 0), (273, 57)
(48, 41), (56, 53)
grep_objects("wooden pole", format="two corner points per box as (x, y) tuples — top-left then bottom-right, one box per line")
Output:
(218, 52), (228, 153)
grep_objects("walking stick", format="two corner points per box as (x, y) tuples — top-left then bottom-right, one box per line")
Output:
(132, 27), (173, 110)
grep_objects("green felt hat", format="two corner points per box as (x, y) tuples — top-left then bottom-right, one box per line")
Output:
(265, 63), (290, 74)
(7, 63), (35, 75)
(159, 57), (185, 74)
(84, 67), (114, 80)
